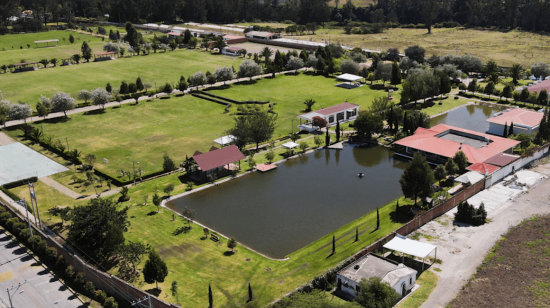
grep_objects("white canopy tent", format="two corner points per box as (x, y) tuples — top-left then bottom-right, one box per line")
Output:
(213, 135), (236, 146)
(282, 142), (299, 149)
(454, 171), (485, 185)
(336, 73), (363, 82)
(383, 234), (437, 271)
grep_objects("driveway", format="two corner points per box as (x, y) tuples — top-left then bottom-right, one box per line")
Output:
(416, 165), (550, 307)
(0, 227), (83, 308)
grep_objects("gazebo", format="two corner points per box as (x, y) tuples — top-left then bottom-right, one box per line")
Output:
(383, 234), (437, 271)
(94, 52), (116, 62)
(190, 145), (245, 181)
(336, 73), (363, 88)
(282, 142), (299, 149)
(11, 62), (37, 73)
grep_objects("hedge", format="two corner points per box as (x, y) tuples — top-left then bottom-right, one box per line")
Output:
(191, 93), (229, 106)
(200, 90), (270, 105)
(0, 186), (22, 201)
(94, 167), (169, 187)
(2, 176), (38, 189)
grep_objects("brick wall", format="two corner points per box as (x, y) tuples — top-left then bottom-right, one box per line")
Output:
(247, 38), (318, 51)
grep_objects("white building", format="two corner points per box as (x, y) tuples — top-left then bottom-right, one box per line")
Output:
(245, 31), (281, 40)
(486, 108), (543, 136)
(297, 102), (359, 132)
(337, 253), (417, 298)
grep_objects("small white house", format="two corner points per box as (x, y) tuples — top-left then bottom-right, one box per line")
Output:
(337, 253), (417, 299)
(297, 102), (360, 132)
(486, 108), (543, 136)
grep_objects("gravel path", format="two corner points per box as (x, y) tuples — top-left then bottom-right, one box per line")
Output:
(39, 177), (82, 199)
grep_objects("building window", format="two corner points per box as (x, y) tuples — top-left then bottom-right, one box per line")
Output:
(329, 115), (334, 123)
(410, 277), (413, 285)
(337, 112), (344, 121)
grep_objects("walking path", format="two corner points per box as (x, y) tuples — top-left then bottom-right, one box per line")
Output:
(0, 131), (16, 146)
(2, 68), (307, 128)
(39, 177), (81, 199)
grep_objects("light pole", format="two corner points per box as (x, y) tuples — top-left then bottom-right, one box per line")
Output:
(127, 157), (139, 185)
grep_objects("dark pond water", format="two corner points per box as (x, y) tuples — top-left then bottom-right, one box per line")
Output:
(167, 145), (407, 259)
(431, 104), (502, 133)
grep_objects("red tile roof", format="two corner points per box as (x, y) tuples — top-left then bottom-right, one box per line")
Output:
(192, 145), (245, 171)
(483, 153), (520, 167)
(394, 124), (520, 164)
(167, 32), (181, 36)
(466, 163), (500, 175)
(486, 108), (543, 128)
(315, 102), (360, 116)
(528, 79), (550, 93)
(223, 35), (244, 40)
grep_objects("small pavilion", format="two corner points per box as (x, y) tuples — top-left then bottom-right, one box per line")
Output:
(94, 52), (116, 62)
(213, 135), (236, 147)
(11, 62), (37, 73)
(190, 145), (245, 181)
(383, 234), (437, 271)
(335, 73), (363, 89)
(34, 39), (59, 47)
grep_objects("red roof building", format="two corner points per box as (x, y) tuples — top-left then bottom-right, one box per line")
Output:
(527, 79), (550, 93)
(223, 34), (244, 40)
(482, 153), (520, 167)
(486, 108), (543, 136)
(191, 145), (245, 181)
(394, 124), (520, 164)
(466, 162), (500, 175)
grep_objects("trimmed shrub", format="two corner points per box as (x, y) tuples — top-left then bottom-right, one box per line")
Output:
(12, 222), (26, 235)
(65, 265), (76, 279)
(0, 211), (11, 224)
(28, 235), (41, 246)
(84, 281), (95, 295)
(2, 177), (38, 189)
(104, 297), (118, 308)
(94, 290), (107, 304)
(18, 228), (31, 242)
(75, 272), (86, 284)
(37, 240), (48, 255)
(0, 186), (22, 201)
(454, 201), (487, 226)
(46, 247), (58, 261)
(56, 255), (67, 269)
(5, 217), (19, 231)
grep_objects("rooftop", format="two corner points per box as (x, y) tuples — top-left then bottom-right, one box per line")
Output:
(223, 34), (244, 40)
(192, 145), (245, 171)
(34, 39), (59, 43)
(483, 152), (520, 167)
(528, 79), (550, 93)
(466, 162), (500, 175)
(246, 31), (277, 38)
(338, 254), (416, 285)
(486, 108), (543, 128)
(394, 124), (520, 164)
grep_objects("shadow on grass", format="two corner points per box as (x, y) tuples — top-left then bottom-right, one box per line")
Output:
(145, 288), (162, 297)
(234, 79), (258, 86)
(83, 109), (106, 116)
(172, 226), (190, 236)
(205, 84), (231, 91)
(223, 251), (235, 256)
(147, 211), (158, 216)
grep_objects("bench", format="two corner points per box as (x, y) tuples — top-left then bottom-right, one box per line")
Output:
(210, 234), (219, 242)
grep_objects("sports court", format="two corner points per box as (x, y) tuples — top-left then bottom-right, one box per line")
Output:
(0, 143), (68, 185)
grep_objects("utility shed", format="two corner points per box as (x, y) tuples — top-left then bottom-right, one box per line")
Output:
(337, 253), (417, 299)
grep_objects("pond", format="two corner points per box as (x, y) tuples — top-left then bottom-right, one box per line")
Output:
(431, 104), (503, 133)
(167, 145), (407, 259)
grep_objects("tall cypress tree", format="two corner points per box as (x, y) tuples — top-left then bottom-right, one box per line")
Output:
(403, 111), (408, 134)
(503, 122), (508, 138)
(248, 282), (253, 301)
(396, 200), (399, 211)
(325, 128), (330, 147)
(335, 121), (341, 142)
(509, 121), (514, 136)
(355, 227), (359, 242)
(376, 207), (380, 230)
(332, 235), (335, 254)
(389, 106), (394, 131)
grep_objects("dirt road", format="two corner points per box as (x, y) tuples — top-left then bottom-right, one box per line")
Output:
(419, 162), (550, 307)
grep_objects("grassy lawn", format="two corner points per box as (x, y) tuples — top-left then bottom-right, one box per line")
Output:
(299, 28), (550, 67)
(0, 47), (243, 108)
(0, 30), (105, 65)
(4, 94), (236, 177)
(395, 270), (439, 308)
(406, 96), (472, 117)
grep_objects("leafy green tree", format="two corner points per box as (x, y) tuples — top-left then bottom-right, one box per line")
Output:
(538, 89), (548, 106)
(354, 277), (396, 308)
(118, 241), (149, 273)
(143, 248), (168, 290)
(452, 151), (469, 173)
(445, 159), (459, 177)
(227, 237), (237, 253)
(152, 192), (161, 212)
(354, 112), (384, 140)
(81, 41), (92, 62)
(163, 153), (177, 172)
(484, 81), (495, 98)
(400, 152), (434, 205)
(163, 183), (175, 196)
(404, 45), (425, 63)
(435, 70), (451, 97)
(171, 281), (179, 304)
(502, 84), (513, 101)
(67, 198), (129, 256)
(515, 133), (532, 149)
(91, 88), (111, 110)
(136, 77), (144, 92)
(467, 78), (477, 94)
(434, 164), (447, 184)
(69, 34), (75, 44)
(51, 92), (75, 118)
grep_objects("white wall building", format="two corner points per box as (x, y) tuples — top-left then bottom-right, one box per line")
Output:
(337, 253), (417, 299)
(297, 102), (359, 132)
(486, 108), (543, 136)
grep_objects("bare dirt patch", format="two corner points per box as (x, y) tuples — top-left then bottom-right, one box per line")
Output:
(449, 215), (550, 308)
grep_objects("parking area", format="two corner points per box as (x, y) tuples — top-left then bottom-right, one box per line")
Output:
(0, 228), (83, 308)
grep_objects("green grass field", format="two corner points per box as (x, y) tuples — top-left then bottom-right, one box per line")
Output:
(299, 28), (550, 67)
(0, 47), (243, 108)
(10, 169), (413, 307)
(0, 30), (106, 65)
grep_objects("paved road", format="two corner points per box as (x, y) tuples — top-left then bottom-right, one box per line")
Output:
(0, 227), (83, 308)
